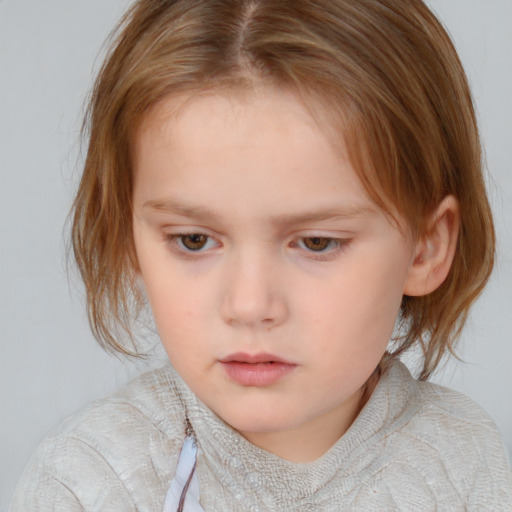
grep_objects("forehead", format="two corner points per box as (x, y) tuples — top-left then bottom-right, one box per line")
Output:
(137, 83), (347, 158)
(131, 85), (400, 231)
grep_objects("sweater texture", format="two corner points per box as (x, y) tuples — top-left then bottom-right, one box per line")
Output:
(10, 360), (512, 511)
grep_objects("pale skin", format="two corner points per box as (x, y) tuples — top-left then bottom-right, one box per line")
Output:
(131, 85), (459, 462)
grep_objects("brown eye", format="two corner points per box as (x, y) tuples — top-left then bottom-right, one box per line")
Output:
(180, 234), (208, 251)
(302, 237), (332, 251)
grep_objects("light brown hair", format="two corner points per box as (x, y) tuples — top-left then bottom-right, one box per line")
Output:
(72, 0), (495, 380)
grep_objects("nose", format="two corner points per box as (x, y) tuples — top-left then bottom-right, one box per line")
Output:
(220, 251), (288, 329)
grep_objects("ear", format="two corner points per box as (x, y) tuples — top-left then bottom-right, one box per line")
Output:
(403, 195), (460, 297)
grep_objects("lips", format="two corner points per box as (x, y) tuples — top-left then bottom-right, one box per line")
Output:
(219, 352), (297, 387)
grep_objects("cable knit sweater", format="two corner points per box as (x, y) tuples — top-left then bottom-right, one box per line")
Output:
(10, 360), (512, 511)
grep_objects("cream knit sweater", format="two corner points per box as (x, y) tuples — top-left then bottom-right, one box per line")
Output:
(10, 361), (512, 511)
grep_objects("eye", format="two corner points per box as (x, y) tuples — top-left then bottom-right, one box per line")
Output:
(170, 233), (218, 252)
(291, 236), (349, 261)
(179, 234), (208, 251)
(298, 237), (338, 252)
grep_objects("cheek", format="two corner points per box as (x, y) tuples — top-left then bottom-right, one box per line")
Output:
(304, 250), (409, 358)
(134, 245), (204, 345)
(147, 286), (206, 369)
(146, 282), (202, 336)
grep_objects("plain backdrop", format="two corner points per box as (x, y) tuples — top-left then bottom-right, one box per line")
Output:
(1, 1), (511, 509)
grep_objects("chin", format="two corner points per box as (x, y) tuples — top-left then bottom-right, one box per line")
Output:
(219, 407), (302, 435)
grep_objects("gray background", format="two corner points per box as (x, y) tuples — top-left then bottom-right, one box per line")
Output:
(1, 0), (511, 509)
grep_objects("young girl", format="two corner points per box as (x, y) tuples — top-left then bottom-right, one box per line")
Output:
(10, 0), (512, 510)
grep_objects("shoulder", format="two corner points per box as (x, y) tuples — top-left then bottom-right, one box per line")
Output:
(411, 376), (509, 465)
(378, 362), (512, 508)
(10, 364), (186, 512)
(417, 378), (512, 506)
(383, 361), (508, 452)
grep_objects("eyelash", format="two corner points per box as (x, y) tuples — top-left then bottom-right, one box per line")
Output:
(163, 233), (349, 261)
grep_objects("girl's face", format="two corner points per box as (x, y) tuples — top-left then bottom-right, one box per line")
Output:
(132, 86), (417, 461)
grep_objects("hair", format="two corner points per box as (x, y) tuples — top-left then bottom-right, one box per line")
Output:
(72, 0), (495, 380)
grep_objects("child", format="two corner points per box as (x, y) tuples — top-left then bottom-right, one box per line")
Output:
(10, 0), (512, 510)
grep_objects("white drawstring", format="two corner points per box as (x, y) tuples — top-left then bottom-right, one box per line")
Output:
(162, 436), (205, 512)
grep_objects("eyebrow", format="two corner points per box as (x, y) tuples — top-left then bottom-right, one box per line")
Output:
(143, 197), (377, 225)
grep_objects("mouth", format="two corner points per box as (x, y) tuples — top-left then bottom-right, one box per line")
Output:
(219, 352), (297, 387)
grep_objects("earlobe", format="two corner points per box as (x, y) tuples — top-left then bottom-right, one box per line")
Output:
(403, 195), (460, 297)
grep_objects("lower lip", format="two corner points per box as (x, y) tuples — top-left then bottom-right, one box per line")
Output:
(220, 361), (296, 387)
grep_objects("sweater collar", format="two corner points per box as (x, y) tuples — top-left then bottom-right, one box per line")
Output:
(165, 360), (419, 507)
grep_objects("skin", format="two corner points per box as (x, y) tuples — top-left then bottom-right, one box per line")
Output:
(131, 85), (458, 462)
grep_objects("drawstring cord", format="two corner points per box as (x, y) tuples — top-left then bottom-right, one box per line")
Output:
(162, 414), (205, 512)
(177, 448), (197, 512)
(177, 418), (197, 511)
